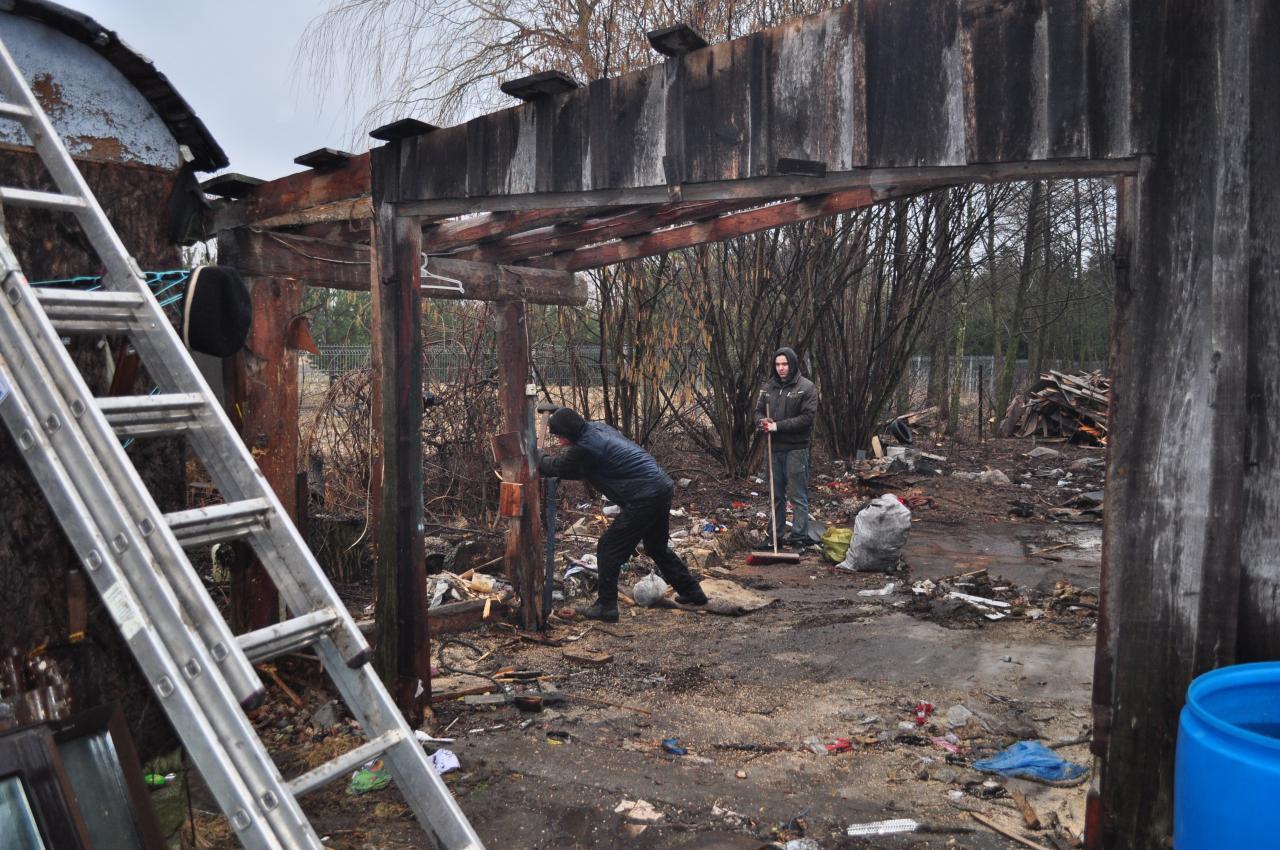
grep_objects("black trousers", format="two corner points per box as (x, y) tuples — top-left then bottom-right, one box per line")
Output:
(595, 490), (700, 606)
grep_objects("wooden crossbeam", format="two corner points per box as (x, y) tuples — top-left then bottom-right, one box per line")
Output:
(212, 152), (372, 231)
(527, 187), (883, 271)
(455, 200), (751, 264)
(421, 205), (626, 253)
(223, 227), (585, 305)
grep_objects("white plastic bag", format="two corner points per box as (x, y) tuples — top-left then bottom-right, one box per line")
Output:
(838, 494), (912, 573)
(631, 572), (669, 607)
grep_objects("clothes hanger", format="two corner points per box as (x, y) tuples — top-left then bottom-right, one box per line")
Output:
(419, 252), (465, 295)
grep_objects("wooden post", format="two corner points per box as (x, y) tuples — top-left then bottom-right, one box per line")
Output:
(215, 232), (304, 633)
(370, 183), (430, 719)
(1090, 4), (1255, 846)
(494, 300), (544, 630)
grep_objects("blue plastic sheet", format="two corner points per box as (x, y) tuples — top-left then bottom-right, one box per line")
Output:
(973, 740), (1087, 784)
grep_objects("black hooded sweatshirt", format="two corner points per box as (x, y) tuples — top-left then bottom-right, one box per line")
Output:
(755, 347), (818, 451)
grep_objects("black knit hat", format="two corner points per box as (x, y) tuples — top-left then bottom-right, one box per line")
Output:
(182, 265), (252, 357)
(548, 407), (586, 439)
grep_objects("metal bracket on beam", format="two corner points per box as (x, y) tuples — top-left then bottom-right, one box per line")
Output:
(646, 23), (709, 56)
(499, 71), (580, 102)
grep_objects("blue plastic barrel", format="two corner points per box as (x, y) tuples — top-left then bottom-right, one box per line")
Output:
(1175, 662), (1280, 848)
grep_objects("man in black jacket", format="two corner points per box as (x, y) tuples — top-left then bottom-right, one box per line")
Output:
(537, 408), (707, 622)
(756, 347), (819, 546)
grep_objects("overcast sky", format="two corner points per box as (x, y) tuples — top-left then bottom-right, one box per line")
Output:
(71, 0), (371, 180)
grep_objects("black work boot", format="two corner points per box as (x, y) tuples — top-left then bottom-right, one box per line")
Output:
(579, 600), (620, 623)
(675, 585), (708, 606)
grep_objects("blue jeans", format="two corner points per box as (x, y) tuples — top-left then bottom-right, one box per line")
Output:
(770, 447), (811, 543)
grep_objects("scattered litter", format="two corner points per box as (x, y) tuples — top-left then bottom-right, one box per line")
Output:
(803, 736), (828, 755)
(144, 772), (176, 789)
(1027, 446), (1062, 459)
(825, 737), (852, 753)
(414, 730), (455, 745)
(661, 738), (687, 756)
(735, 769), (747, 779)
(614, 798), (663, 822)
(602, 504), (620, 517)
(945, 705), (975, 729)
(857, 582), (896, 597)
(632, 572), (669, 607)
(820, 525), (853, 563)
(914, 701), (933, 725)
(837, 495), (911, 573)
(847, 819), (921, 836)
(347, 759), (391, 794)
(429, 749), (460, 775)
(973, 740), (1088, 785)
(784, 840), (821, 850)
(976, 468), (1012, 486)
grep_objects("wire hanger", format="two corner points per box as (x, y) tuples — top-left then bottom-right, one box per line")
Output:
(419, 253), (465, 295)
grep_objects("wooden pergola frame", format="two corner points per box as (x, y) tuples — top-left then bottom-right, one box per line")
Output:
(211, 4), (1280, 849)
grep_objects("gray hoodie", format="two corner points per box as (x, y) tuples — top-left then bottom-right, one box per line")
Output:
(756, 347), (818, 450)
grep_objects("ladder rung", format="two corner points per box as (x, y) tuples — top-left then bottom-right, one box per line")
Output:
(98, 392), (205, 437)
(35, 288), (145, 334)
(0, 101), (32, 121)
(287, 730), (406, 798)
(237, 608), (341, 663)
(0, 186), (87, 211)
(164, 497), (270, 548)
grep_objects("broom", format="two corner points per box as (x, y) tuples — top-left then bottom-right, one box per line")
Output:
(747, 401), (801, 565)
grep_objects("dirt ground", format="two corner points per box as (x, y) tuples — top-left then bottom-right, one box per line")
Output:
(183, 435), (1106, 850)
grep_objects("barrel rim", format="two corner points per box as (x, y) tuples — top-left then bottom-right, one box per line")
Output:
(1185, 662), (1280, 751)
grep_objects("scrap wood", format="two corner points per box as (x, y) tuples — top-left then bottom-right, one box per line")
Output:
(970, 813), (1051, 850)
(1001, 370), (1110, 445)
(257, 663), (302, 707)
(1010, 789), (1041, 830)
(563, 648), (613, 665)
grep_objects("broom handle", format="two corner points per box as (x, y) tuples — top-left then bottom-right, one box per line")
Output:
(767, 401), (779, 553)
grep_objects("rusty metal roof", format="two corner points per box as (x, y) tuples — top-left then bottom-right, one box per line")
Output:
(1, 0), (228, 171)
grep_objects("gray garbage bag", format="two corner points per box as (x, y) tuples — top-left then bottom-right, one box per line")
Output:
(838, 494), (912, 573)
(631, 572), (669, 607)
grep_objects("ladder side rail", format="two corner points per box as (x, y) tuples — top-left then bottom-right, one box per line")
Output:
(312, 636), (486, 850)
(0, 360), (285, 850)
(4, 269), (266, 707)
(0, 40), (371, 670)
(0, 279), (317, 850)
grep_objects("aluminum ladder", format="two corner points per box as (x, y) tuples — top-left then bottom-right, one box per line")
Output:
(0, 35), (483, 850)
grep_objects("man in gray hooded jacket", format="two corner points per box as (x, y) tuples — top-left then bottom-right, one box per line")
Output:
(756, 347), (818, 546)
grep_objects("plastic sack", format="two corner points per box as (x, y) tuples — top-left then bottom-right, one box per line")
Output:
(820, 526), (853, 563)
(631, 572), (669, 607)
(972, 740), (1087, 785)
(838, 494), (912, 573)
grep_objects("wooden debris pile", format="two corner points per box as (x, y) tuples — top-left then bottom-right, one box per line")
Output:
(1001, 371), (1110, 445)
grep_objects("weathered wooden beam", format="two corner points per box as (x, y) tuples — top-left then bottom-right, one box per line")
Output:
(224, 228), (586, 304)
(494, 301), (544, 631)
(215, 231), (299, 633)
(529, 187), (880, 271)
(1089, 4), (1256, 847)
(421, 206), (623, 253)
(212, 152), (371, 231)
(455, 199), (750, 263)
(371, 196), (430, 721)
(395, 158), (1139, 217)
(388, 3), (1135, 206)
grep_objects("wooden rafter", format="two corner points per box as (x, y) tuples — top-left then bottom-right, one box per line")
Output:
(454, 199), (753, 264)
(421, 205), (627, 253)
(526, 187), (891, 271)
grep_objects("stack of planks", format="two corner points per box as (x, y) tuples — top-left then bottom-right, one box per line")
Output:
(1001, 371), (1110, 445)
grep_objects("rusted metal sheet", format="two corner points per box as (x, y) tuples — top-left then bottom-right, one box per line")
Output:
(0, 6), (224, 170)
